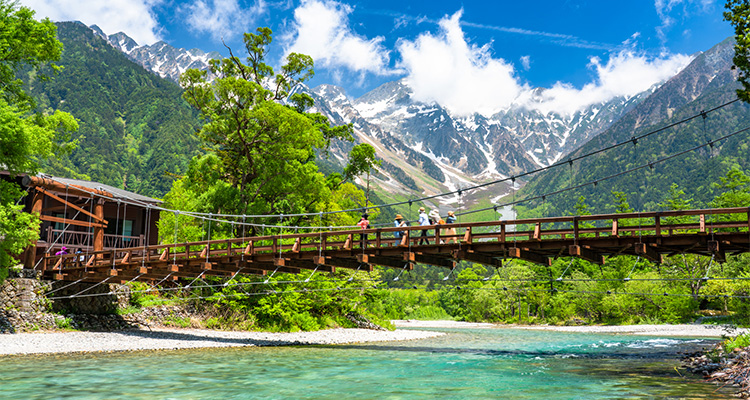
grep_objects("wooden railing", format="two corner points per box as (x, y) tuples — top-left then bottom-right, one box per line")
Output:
(45, 227), (143, 250)
(41, 207), (750, 277)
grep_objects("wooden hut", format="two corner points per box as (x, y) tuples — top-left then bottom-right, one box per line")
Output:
(1, 172), (162, 269)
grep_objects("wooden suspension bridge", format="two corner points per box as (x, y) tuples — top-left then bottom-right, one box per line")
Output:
(40, 207), (750, 284)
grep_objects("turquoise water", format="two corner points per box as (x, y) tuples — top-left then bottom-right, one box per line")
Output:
(0, 328), (733, 399)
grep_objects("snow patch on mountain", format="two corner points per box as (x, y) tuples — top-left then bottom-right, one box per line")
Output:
(90, 25), (219, 83)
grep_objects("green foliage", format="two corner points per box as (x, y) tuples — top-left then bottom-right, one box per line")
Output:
(0, 181), (40, 267)
(25, 22), (201, 196)
(199, 269), (380, 331)
(724, 333), (750, 352)
(343, 143), (381, 182)
(710, 165), (750, 207)
(54, 316), (73, 330)
(0, 2), (77, 268)
(725, 0), (750, 102)
(609, 191), (634, 213)
(127, 281), (168, 308)
(659, 183), (693, 211)
(574, 196), (591, 215)
(362, 288), (452, 320)
(0, 0), (62, 108)
(176, 27), (363, 223)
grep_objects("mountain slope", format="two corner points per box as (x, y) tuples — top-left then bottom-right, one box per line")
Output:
(305, 78), (654, 212)
(26, 22), (203, 197)
(519, 36), (750, 214)
(91, 25), (220, 84)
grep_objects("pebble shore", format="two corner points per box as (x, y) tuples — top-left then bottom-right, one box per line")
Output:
(684, 345), (750, 398)
(0, 327), (444, 356)
(2, 321), (742, 356)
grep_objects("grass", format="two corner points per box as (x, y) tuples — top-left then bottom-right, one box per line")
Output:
(724, 333), (750, 352)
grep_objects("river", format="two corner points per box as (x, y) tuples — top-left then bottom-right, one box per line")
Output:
(0, 327), (733, 399)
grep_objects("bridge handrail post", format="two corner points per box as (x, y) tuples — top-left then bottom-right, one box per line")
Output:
(612, 218), (619, 237)
(655, 214), (661, 236)
(573, 217), (579, 243)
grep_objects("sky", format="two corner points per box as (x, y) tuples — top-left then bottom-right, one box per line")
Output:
(20, 0), (735, 116)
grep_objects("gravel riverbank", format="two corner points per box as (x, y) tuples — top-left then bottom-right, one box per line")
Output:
(0, 327), (444, 356)
(2, 321), (742, 356)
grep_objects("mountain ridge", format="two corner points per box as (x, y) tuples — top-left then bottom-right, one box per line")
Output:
(519, 36), (749, 214)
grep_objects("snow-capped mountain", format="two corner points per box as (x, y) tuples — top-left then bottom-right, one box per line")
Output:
(89, 24), (657, 207)
(351, 79), (652, 175)
(90, 25), (219, 83)
(299, 78), (655, 208)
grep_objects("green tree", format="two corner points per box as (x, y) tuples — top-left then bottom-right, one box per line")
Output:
(0, 1), (78, 268)
(0, 0), (62, 107)
(725, 0), (750, 102)
(659, 183), (694, 226)
(573, 195), (592, 216)
(177, 27), (373, 226)
(609, 191), (634, 214)
(710, 165), (750, 208)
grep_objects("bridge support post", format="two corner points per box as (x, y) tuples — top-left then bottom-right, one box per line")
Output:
(568, 245), (604, 265)
(634, 243), (662, 263)
(93, 198), (104, 256)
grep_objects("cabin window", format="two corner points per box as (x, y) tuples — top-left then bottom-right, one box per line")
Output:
(53, 213), (66, 230)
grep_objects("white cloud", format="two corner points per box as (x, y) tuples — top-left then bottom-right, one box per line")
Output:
(182, 0), (266, 41)
(396, 11), (692, 117)
(285, 0), (392, 76)
(396, 11), (527, 117)
(521, 50), (693, 115)
(519, 55), (531, 70)
(19, 0), (163, 45)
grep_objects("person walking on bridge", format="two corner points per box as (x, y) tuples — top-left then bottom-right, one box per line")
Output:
(394, 214), (406, 246)
(445, 211), (457, 243)
(418, 207), (430, 245)
(357, 214), (370, 248)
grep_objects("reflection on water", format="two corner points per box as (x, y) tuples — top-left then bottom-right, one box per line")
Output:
(0, 327), (732, 399)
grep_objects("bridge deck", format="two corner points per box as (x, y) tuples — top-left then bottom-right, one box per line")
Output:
(40, 207), (750, 283)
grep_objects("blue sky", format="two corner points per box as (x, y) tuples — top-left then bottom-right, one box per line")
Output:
(21, 0), (734, 115)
